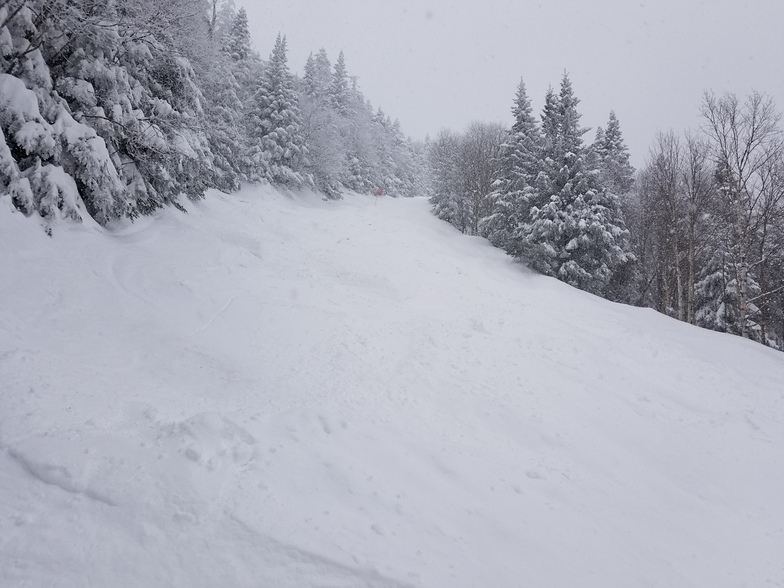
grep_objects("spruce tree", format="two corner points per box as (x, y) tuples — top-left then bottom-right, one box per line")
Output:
(248, 34), (307, 186)
(200, 6), (255, 192)
(483, 79), (541, 255)
(303, 49), (333, 102)
(331, 51), (351, 116)
(428, 130), (463, 227)
(596, 111), (635, 195)
(522, 74), (634, 296)
(303, 53), (318, 97)
(595, 111), (637, 301)
(695, 247), (763, 340)
(225, 8), (251, 61)
(300, 49), (344, 197)
(0, 0), (214, 226)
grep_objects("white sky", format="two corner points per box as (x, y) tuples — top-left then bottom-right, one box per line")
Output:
(239, 0), (784, 166)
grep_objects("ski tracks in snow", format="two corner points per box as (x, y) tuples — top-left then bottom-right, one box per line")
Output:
(0, 403), (414, 588)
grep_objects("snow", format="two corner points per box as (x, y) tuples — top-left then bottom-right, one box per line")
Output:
(1, 186), (783, 587)
(0, 74), (42, 121)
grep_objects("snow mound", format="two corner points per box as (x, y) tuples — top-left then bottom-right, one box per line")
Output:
(1, 185), (783, 587)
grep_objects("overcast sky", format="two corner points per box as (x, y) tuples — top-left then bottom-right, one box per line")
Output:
(239, 0), (784, 166)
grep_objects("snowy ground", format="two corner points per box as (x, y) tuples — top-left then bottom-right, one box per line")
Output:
(1, 186), (783, 588)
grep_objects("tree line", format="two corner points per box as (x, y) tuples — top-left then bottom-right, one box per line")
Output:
(428, 76), (784, 349)
(631, 92), (784, 346)
(3, 0), (781, 349)
(0, 0), (427, 229)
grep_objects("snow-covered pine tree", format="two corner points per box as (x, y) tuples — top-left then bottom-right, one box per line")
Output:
(76, 0), (214, 214)
(200, 56), (245, 190)
(303, 49), (333, 103)
(338, 85), (381, 194)
(595, 111), (638, 302)
(428, 130), (464, 229)
(522, 74), (634, 296)
(303, 53), (318, 97)
(593, 126), (605, 156)
(1, 0), (224, 227)
(248, 34), (307, 186)
(372, 112), (416, 197)
(390, 123), (421, 198)
(695, 247), (763, 340)
(408, 138), (432, 199)
(196, 3), (262, 191)
(482, 79), (541, 255)
(372, 110), (397, 195)
(301, 47), (421, 198)
(595, 111), (635, 196)
(299, 49), (344, 197)
(0, 0), (128, 226)
(330, 51), (351, 117)
(224, 7), (251, 61)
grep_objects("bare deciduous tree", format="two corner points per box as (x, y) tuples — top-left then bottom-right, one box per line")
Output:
(429, 123), (505, 236)
(681, 132), (716, 324)
(701, 91), (784, 338)
(458, 121), (506, 236)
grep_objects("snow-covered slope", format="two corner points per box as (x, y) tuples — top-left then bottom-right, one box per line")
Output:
(1, 186), (782, 588)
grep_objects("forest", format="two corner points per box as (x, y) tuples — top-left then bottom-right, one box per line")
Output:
(1, 0), (783, 349)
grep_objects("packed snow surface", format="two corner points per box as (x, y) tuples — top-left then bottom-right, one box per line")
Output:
(1, 186), (783, 588)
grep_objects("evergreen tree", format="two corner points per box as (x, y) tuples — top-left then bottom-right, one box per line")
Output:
(540, 86), (560, 150)
(303, 53), (318, 96)
(299, 49), (344, 197)
(428, 130), (463, 228)
(522, 74), (634, 296)
(303, 49), (333, 102)
(330, 51), (351, 116)
(0, 0), (214, 227)
(594, 111), (637, 301)
(200, 6), (256, 191)
(338, 86), (380, 193)
(483, 79), (541, 255)
(224, 8), (251, 61)
(535, 86), (562, 202)
(595, 110), (635, 195)
(248, 34), (307, 186)
(695, 247), (763, 339)
(299, 47), (423, 198)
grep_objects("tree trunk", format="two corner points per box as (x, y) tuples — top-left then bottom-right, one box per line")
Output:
(737, 219), (750, 338)
(687, 225), (696, 324)
(672, 236), (685, 322)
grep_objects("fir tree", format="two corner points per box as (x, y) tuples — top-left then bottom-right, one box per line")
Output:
(522, 74), (634, 296)
(300, 49), (344, 197)
(303, 53), (317, 96)
(225, 8), (251, 61)
(428, 130), (463, 227)
(303, 49), (333, 102)
(695, 247), (763, 340)
(248, 34), (307, 186)
(331, 51), (351, 116)
(594, 111), (637, 300)
(483, 79), (541, 255)
(0, 0), (214, 226)
(596, 110), (635, 195)
(541, 86), (560, 149)
(201, 39), (248, 190)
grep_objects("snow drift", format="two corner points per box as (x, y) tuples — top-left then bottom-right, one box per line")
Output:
(1, 186), (782, 587)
